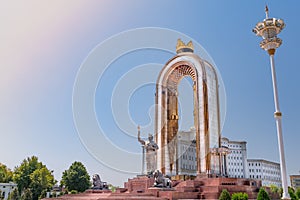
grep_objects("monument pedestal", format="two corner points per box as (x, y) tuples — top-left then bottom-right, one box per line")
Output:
(44, 176), (264, 199)
(121, 176), (262, 199)
(124, 175), (155, 193)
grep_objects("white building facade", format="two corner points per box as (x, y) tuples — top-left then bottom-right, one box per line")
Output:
(290, 175), (300, 189)
(222, 138), (281, 187)
(175, 131), (281, 187)
(177, 129), (197, 176)
(221, 137), (248, 178)
(177, 131), (228, 177)
(248, 159), (281, 187)
(0, 182), (17, 200)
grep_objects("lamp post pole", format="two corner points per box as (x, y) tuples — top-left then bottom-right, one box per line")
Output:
(253, 6), (290, 199)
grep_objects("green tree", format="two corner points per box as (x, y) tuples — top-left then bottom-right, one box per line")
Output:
(30, 166), (55, 200)
(7, 188), (19, 200)
(13, 156), (42, 193)
(296, 188), (300, 199)
(257, 187), (270, 200)
(278, 187), (283, 197)
(0, 163), (13, 183)
(219, 189), (231, 200)
(61, 161), (91, 193)
(270, 184), (278, 194)
(288, 187), (298, 200)
(231, 192), (248, 200)
(13, 156), (55, 200)
(20, 189), (32, 200)
(39, 190), (47, 199)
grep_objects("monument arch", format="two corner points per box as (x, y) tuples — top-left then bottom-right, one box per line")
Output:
(155, 39), (221, 176)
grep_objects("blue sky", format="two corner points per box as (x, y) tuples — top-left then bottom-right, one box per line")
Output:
(1, 1), (299, 186)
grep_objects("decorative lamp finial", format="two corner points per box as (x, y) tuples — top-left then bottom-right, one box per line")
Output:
(252, 6), (285, 53)
(176, 39), (194, 54)
(265, 5), (269, 19)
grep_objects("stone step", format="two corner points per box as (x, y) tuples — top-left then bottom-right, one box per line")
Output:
(177, 199), (199, 200)
(199, 186), (220, 193)
(159, 191), (200, 199)
(175, 180), (203, 188)
(98, 197), (167, 200)
(201, 192), (219, 199)
(110, 193), (155, 197)
(175, 186), (198, 192)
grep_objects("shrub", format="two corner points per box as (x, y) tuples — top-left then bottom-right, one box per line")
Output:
(219, 189), (231, 200)
(278, 187), (283, 197)
(257, 187), (270, 200)
(270, 184), (278, 194)
(38, 190), (47, 199)
(296, 188), (300, 199)
(7, 188), (19, 200)
(232, 192), (248, 200)
(288, 187), (298, 200)
(70, 190), (78, 194)
(21, 188), (33, 200)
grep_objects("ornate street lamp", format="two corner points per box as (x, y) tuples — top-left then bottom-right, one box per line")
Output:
(253, 6), (290, 199)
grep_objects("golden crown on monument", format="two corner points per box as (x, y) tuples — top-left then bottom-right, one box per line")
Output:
(176, 39), (194, 53)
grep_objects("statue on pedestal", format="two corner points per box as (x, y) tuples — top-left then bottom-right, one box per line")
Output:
(153, 170), (172, 188)
(137, 126), (159, 175)
(92, 174), (108, 190)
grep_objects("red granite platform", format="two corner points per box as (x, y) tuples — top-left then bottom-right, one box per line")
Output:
(44, 176), (266, 200)
(121, 175), (263, 199)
